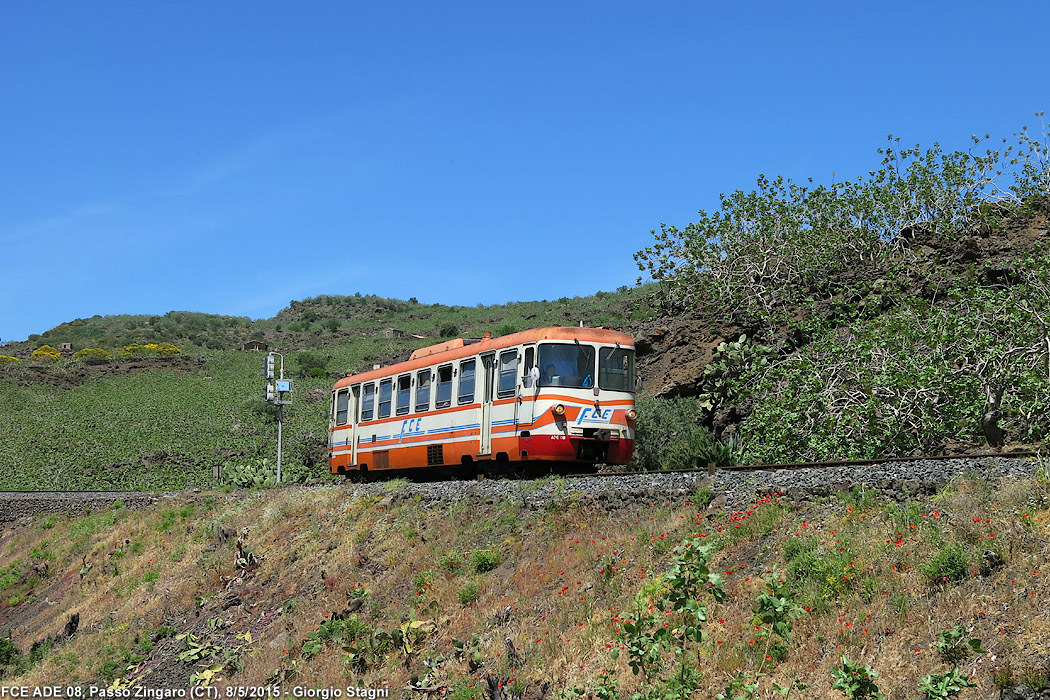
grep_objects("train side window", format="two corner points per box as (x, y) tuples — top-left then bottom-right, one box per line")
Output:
(335, 389), (349, 425)
(523, 347), (535, 388)
(599, 347), (636, 392)
(497, 350), (517, 398)
(396, 374), (411, 415)
(436, 365), (453, 408)
(415, 369), (431, 412)
(378, 379), (393, 419)
(458, 359), (476, 404)
(361, 383), (375, 421)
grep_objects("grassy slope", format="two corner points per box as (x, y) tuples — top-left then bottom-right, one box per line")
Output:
(1, 471), (1048, 695)
(10, 290), (647, 356)
(0, 291), (647, 491)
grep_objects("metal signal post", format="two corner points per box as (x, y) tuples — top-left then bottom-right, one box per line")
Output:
(262, 351), (292, 484)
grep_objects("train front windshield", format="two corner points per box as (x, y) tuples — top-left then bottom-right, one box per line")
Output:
(538, 343), (635, 391)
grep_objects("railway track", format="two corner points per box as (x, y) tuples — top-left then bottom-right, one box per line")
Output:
(570, 448), (1044, 478)
(1, 450), (1044, 524)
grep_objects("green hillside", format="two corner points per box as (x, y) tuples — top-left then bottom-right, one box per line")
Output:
(4, 122), (1050, 490)
(0, 291), (647, 490)
(10, 290), (645, 355)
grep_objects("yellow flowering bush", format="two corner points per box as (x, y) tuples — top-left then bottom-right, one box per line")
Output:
(122, 342), (182, 358)
(0, 355), (20, 366)
(31, 345), (61, 363)
(72, 347), (111, 363)
(156, 342), (181, 356)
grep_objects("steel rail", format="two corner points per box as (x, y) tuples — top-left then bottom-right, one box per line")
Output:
(573, 449), (1044, 479)
(1, 450), (1044, 496)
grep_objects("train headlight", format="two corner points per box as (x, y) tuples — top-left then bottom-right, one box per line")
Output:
(626, 409), (638, 421)
(552, 404), (566, 417)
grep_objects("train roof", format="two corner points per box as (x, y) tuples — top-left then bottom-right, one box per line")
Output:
(333, 326), (634, 389)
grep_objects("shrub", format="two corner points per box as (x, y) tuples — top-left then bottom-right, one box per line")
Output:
(219, 458), (314, 488)
(296, 351), (327, 378)
(918, 669), (976, 700)
(121, 342), (181, 358)
(0, 355), (20, 366)
(72, 347), (110, 363)
(471, 549), (501, 573)
(0, 636), (20, 665)
(935, 627), (985, 664)
(632, 396), (742, 470)
(413, 569), (434, 594)
(31, 345), (61, 363)
(830, 656), (883, 699)
(457, 581), (480, 605)
(122, 343), (151, 358)
(921, 544), (970, 584)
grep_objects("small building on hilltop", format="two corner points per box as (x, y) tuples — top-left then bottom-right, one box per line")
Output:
(242, 340), (269, 352)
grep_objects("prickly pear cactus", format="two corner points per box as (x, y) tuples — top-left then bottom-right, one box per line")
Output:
(697, 334), (774, 411)
(219, 458), (313, 488)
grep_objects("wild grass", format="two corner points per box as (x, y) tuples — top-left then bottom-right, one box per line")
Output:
(0, 473), (1046, 697)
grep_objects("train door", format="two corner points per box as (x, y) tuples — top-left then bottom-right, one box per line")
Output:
(521, 345), (537, 424)
(479, 352), (495, 456)
(349, 385), (360, 466)
(497, 349), (519, 425)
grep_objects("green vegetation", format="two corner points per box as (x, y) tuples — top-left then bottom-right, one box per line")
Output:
(0, 469), (1045, 694)
(636, 120), (1050, 462)
(219, 458), (314, 488)
(920, 544), (970, 585)
(470, 549), (501, 573)
(456, 581), (480, 605)
(0, 290), (645, 490)
(830, 656), (883, 699)
(10, 291), (645, 357)
(632, 396), (743, 470)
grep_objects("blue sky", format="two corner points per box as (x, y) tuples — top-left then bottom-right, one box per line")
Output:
(2, 1), (1047, 342)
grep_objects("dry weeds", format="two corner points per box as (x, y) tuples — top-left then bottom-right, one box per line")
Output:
(0, 472), (1046, 698)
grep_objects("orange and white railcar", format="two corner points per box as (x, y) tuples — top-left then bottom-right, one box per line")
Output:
(328, 327), (636, 476)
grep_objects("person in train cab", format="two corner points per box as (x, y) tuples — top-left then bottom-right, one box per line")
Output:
(542, 363), (558, 385)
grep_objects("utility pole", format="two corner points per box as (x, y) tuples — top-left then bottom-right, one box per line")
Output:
(263, 351), (293, 484)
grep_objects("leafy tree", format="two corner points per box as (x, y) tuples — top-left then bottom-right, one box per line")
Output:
(296, 351), (327, 379)
(636, 122), (1050, 462)
(635, 123), (1049, 326)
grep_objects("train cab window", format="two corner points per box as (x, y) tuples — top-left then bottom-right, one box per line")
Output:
(361, 383), (375, 421)
(378, 379), (393, 419)
(335, 389), (349, 425)
(497, 351), (518, 398)
(538, 343), (595, 388)
(415, 369), (431, 412)
(436, 365), (453, 408)
(396, 374), (411, 415)
(458, 359), (476, 404)
(598, 347), (636, 392)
